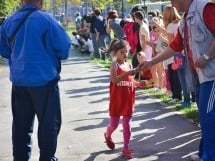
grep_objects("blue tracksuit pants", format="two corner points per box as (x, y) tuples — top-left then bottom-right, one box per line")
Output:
(199, 80), (215, 161)
(12, 81), (61, 161)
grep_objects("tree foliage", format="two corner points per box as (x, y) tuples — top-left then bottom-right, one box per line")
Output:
(0, 0), (20, 17)
(70, 0), (83, 6)
(90, 0), (113, 8)
(45, 0), (63, 10)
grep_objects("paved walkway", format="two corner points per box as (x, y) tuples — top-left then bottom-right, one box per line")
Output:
(0, 48), (201, 161)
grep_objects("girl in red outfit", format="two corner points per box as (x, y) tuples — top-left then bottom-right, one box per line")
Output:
(104, 39), (145, 159)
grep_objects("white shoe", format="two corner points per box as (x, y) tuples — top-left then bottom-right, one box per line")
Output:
(153, 87), (160, 91)
(190, 154), (201, 161)
(197, 123), (201, 128)
(169, 98), (180, 103)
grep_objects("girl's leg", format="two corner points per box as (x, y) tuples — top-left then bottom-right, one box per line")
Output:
(151, 65), (158, 87)
(121, 116), (134, 159)
(157, 62), (165, 89)
(164, 69), (171, 95)
(105, 116), (120, 150)
(122, 116), (132, 150)
(106, 116), (120, 138)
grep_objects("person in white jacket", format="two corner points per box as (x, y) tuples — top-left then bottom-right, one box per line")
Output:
(139, 0), (215, 161)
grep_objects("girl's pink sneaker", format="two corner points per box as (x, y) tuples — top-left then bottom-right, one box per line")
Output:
(104, 133), (115, 150)
(122, 149), (135, 159)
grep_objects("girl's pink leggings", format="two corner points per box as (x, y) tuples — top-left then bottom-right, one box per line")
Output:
(106, 116), (132, 150)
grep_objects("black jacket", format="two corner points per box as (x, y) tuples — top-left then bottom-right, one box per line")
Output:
(83, 15), (96, 34)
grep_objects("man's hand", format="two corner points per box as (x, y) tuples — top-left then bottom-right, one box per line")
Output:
(138, 60), (152, 71)
(127, 69), (137, 76)
(195, 55), (208, 68)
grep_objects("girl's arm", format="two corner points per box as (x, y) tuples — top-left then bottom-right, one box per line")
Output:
(152, 19), (175, 43)
(140, 34), (150, 51)
(110, 62), (137, 84)
(95, 28), (100, 41)
(133, 80), (147, 88)
(106, 19), (112, 33)
(151, 18), (169, 36)
(94, 23), (100, 41)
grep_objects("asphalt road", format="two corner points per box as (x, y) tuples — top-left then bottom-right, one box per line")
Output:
(0, 48), (201, 161)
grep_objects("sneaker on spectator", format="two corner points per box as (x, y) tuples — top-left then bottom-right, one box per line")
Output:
(197, 123), (201, 128)
(190, 154), (202, 161)
(153, 87), (160, 91)
(169, 98), (180, 104)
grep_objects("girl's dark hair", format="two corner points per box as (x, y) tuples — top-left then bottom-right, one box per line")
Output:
(108, 39), (129, 52)
(134, 11), (144, 20)
(147, 10), (157, 18)
(130, 6), (146, 20)
(105, 39), (129, 54)
(120, 19), (129, 28)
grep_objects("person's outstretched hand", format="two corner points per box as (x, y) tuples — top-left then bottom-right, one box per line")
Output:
(195, 55), (208, 68)
(139, 80), (147, 88)
(138, 61), (152, 71)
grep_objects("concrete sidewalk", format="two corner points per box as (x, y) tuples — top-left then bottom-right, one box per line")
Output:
(0, 48), (200, 161)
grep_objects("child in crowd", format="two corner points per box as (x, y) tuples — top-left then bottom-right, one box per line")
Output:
(136, 51), (153, 87)
(134, 11), (152, 61)
(104, 39), (145, 159)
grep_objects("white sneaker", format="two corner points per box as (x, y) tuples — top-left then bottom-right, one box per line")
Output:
(197, 123), (201, 128)
(153, 87), (160, 91)
(169, 98), (180, 103)
(190, 154), (201, 161)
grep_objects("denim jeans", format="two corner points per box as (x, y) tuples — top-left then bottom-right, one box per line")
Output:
(98, 34), (109, 61)
(91, 33), (100, 58)
(177, 67), (190, 102)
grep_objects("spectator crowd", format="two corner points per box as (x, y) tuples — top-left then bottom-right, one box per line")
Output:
(71, 5), (195, 109)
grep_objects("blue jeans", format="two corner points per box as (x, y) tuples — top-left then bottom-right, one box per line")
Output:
(98, 34), (109, 61)
(12, 80), (61, 161)
(177, 67), (191, 102)
(91, 33), (100, 58)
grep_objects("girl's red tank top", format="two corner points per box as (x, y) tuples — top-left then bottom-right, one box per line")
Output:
(109, 62), (135, 117)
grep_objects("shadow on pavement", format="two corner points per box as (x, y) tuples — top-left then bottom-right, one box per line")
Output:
(61, 51), (200, 161)
(81, 89), (200, 161)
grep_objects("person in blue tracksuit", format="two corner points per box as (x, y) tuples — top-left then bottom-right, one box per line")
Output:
(0, 0), (71, 160)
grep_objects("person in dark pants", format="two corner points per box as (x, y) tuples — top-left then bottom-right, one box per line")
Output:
(83, 13), (100, 58)
(94, 8), (109, 61)
(0, 0), (71, 160)
(167, 63), (182, 101)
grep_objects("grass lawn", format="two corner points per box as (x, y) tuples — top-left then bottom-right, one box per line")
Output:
(63, 22), (76, 36)
(145, 88), (199, 124)
(91, 58), (111, 69)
